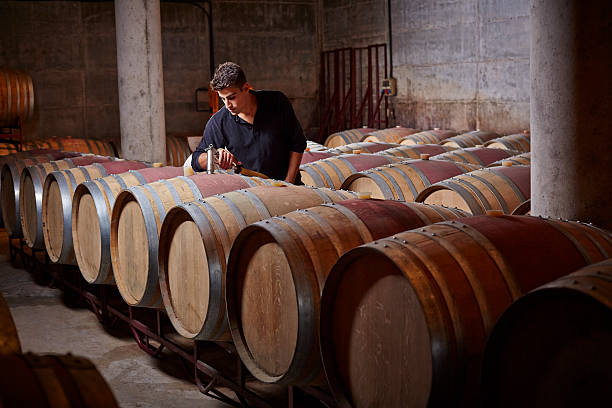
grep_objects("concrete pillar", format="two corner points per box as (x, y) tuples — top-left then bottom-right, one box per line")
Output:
(531, 0), (612, 230)
(115, 0), (166, 163)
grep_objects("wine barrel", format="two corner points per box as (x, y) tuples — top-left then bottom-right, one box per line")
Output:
(482, 257), (612, 408)
(226, 200), (469, 385)
(166, 135), (193, 167)
(341, 159), (481, 201)
(20, 156), (118, 249)
(0, 293), (21, 355)
(0, 353), (119, 407)
(300, 151), (337, 165)
(362, 126), (420, 144)
(377, 144), (456, 159)
(110, 174), (277, 308)
(306, 140), (328, 152)
(441, 130), (500, 148)
(432, 147), (518, 167)
(324, 128), (376, 148)
(484, 132), (530, 153)
(320, 215), (612, 408)
(488, 152), (531, 167)
(0, 152), (82, 237)
(0, 69), (34, 128)
(327, 142), (399, 155)
(158, 185), (356, 340)
(511, 199), (531, 215)
(299, 154), (404, 189)
(72, 167), (186, 285)
(0, 142), (18, 156)
(42, 161), (150, 264)
(399, 129), (458, 145)
(416, 164), (530, 215)
(25, 137), (118, 157)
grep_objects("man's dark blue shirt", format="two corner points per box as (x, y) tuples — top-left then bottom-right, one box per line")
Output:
(192, 90), (306, 181)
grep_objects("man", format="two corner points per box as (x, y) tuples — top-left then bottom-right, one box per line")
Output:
(192, 62), (306, 184)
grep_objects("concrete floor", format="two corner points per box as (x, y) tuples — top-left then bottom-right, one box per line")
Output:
(0, 230), (241, 408)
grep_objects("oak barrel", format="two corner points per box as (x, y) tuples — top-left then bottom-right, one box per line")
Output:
(327, 142), (399, 155)
(441, 130), (500, 149)
(73, 167), (185, 285)
(362, 126), (420, 144)
(323, 128), (376, 148)
(111, 174), (275, 308)
(488, 152), (531, 167)
(42, 161), (150, 264)
(25, 137), (118, 157)
(0, 69), (34, 128)
(0, 152), (81, 237)
(0, 143), (18, 156)
(482, 257), (612, 408)
(20, 155), (117, 249)
(300, 153), (404, 189)
(0, 353), (119, 407)
(158, 185), (356, 340)
(432, 147), (517, 167)
(484, 132), (530, 153)
(376, 144), (455, 159)
(300, 151), (336, 165)
(226, 200), (468, 384)
(0, 293), (21, 355)
(305, 140), (328, 152)
(166, 135), (193, 167)
(399, 129), (458, 145)
(319, 215), (612, 408)
(341, 159), (481, 201)
(416, 164), (530, 215)
(511, 199), (531, 215)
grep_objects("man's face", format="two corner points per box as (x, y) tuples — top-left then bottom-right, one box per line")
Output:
(217, 83), (250, 115)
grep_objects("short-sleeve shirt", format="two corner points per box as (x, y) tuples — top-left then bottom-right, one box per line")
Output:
(192, 90), (306, 181)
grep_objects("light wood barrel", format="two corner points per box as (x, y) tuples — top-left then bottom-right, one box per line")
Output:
(300, 151), (337, 165)
(416, 165), (531, 215)
(25, 137), (118, 157)
(166, 135), (193, 167)
(158, 185), (356, 340)
(111, 174), (275, 309)
(306, 140), (328, 152)
(327, 142), (399, 155)
(0, 353), (119, 407)
(300, 154), (404, 189)
(482, 257), (612, 408)
(400, 129), (459, 145)
(0, 69), (34, 128)
(324, 128), (376, 148)
(0, 152), (81, 237)
(341, 159), (481, 201)
(226, 200), (469, 385)
(320, 215), (612, 408)
(20, 156), (116, 249)
(432, 147), (517, 167)
(377, 144), (456, 159)
(441, 130), (500, 148)
(73, 167), (186, 285)
(484, 133), (531, 153)
(42, 161), (150, 264)
(0, 293), (21, 355)
(488, 152), (531, 167)
(362, 126), (420, 144)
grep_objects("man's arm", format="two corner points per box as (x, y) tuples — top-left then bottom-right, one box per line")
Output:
(285, 151), (303, 184)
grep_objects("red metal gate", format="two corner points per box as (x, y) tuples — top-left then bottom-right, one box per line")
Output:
(319, 44), (389, 141)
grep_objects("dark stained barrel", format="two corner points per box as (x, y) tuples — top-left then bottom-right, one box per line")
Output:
(0, 293), (21, 355)
(482, 257), (612, 408)
(166, 135), (193, 167)
(320, 216), (612, 408)
(226, 200), (469, 384)
(0, 69), (34, 128)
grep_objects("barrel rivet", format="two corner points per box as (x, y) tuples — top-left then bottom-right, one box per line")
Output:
(402, 240), (407, 244)
(383, 244), (388, 248)
(431, 233), (436, 236)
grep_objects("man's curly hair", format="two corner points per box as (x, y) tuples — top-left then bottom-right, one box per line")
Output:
(210, 62), (247, 91)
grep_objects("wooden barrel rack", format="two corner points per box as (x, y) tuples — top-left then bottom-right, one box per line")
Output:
(4, 234), (336, 408)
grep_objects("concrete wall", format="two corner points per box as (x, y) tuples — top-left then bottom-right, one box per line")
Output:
(322, 0), (530, 134)
(0, 1), (319, 142)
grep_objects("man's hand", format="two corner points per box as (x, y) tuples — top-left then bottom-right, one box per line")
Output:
(218, 148), (237, 170)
